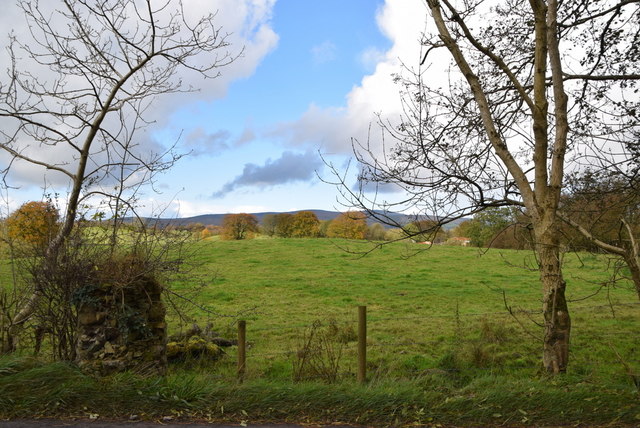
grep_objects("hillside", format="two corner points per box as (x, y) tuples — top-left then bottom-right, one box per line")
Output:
(141, 209), (468, 230)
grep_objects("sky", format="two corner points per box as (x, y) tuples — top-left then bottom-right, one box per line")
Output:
(0, 0), (431, 218)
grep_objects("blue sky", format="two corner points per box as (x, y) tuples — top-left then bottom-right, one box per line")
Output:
(0, 0), (429, 218)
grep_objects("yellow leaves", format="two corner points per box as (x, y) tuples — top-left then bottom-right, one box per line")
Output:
(326, 211), (368, 240)
(221, 213), (259, 240)
(5, 201), (59, 249)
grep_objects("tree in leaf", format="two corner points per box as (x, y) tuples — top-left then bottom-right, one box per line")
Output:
(451, 220), (473, 240)
(465, 207), (514, 247)
(274, 213), (294, 237)
(261, 214), (279, 237)
(366, 223), (388, 241)
(404, 219), (447, 243)
(290, 211), (321, 238)
(326, 212), (368, 240)
(6, 201), (59, 251)
(221, 214), (259, 240)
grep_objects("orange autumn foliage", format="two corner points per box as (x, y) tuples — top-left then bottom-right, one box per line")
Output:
(326, 211), (367, 240)
(6, 201), (60, 249)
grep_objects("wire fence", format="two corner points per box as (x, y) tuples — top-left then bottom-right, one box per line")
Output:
(226, 302), (640, 384)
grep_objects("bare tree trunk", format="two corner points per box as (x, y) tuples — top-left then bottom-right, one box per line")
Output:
(4, 302), (34, 353)
(622, 218), (640, 300)
(625, 255), (640, 301)
(535, 219), (571, 373)
(1, 335), (14, 354)
(1, 294), (15, 352)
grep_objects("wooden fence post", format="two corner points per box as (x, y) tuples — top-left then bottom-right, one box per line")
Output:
(358, 305), (367, 384)
(237, 320), (246, 382)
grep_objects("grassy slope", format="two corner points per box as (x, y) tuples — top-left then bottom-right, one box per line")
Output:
(1, 237), (639, 426)
(184, 238), (624, 322)
(175, 238), (637, 380)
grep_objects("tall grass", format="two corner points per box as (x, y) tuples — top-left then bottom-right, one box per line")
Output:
(2, 355), (639, 426)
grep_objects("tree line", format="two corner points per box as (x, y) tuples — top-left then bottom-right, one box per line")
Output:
(10, 167), (635, 254)
(453, 171), (640, 252)
(198, 211), (371, 240)
(194, 168), (639, 252)
(205, 210), (491, 244)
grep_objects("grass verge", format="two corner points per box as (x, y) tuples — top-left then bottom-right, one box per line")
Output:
(1, 355), (639, 426)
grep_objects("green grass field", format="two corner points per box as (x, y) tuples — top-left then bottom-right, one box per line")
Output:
(172, 238), (638, 382)
(2, 237), (639, 426)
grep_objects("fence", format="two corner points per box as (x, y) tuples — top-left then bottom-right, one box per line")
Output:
(228, 302), (640, 385)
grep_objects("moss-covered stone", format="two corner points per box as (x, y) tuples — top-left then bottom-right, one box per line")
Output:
(166, 336), (224, 362)
(75, 275), (167, 376)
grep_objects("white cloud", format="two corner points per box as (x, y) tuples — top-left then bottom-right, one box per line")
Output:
(182, 124), (257, 157)
(268, 104), (350, 149)
(166, 0), (279, 102)
(235, 127), (257, 146)
(169, 199), (268, 217)
(0, 0), (278, 194)
(272, 0), (428, 155)
(359, 47), (386, 71)
(184, 128), (232, 155)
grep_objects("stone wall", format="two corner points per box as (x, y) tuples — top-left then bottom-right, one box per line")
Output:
(75, 276), (167, 376)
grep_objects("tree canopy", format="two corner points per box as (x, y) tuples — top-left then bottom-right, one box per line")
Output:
(6, 201), (60, 251)
(326, 212), (368, 240)
(222, 214), (259, 240)
(290, 211), (321, 238)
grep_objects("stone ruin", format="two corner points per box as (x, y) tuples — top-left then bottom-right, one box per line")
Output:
(75, 275), (167, 376)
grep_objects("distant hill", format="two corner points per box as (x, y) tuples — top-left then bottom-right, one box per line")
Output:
(140, 209), (468, 230)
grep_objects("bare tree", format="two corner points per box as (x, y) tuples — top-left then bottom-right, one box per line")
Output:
(0, 0), (236, 351)
(560, 170), (640, 299)
(330, 0), (639, 373)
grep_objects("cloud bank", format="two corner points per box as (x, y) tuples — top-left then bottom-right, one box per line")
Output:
(212, 151), (323, 197)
